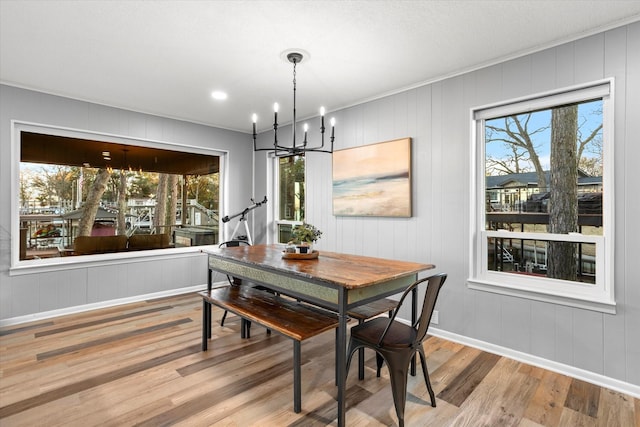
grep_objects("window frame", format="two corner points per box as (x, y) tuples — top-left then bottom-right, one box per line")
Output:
(271, 154), (305, 244)
(468, 79), (615, 313)
(10, 120), (227, 275)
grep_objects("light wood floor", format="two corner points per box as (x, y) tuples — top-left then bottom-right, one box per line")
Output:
(1, 293), (638, 426)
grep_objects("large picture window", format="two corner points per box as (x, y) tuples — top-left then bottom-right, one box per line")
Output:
(469, 80), (614, 313)
(13, 123), (222, 267)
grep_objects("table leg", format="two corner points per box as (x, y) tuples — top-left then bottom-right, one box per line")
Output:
(293, 340), (301, 413)
(202, 299), (209, 351)
(207, 268), (213, 339)
(336, 288), (347, 427)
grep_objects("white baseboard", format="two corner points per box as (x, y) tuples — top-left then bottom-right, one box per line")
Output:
(0, 283), (217, 327)
(429, 327), (640, 399)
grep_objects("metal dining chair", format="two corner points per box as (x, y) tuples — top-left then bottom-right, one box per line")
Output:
(347, 298), (398, 380)
(346, 273), (447, 427)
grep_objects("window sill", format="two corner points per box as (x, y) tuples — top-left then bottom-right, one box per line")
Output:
(9, 246), (211, 276)
(467, 277), (616, 314)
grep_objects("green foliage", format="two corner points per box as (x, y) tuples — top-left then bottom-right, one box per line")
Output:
(291, 223), (322, 244)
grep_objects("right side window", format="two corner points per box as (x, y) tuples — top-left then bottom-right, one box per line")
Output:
(470, 81), (614, 312)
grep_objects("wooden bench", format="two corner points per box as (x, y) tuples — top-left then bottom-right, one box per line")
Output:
(199, 286), (339, 413)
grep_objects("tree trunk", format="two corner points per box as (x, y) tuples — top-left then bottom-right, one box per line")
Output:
(154, 173), (168, 234)
(168, 174), (179, 233)
(547, 105), (578, 281)
(116, 172), (127, 236)
(77, 168), (111, 237)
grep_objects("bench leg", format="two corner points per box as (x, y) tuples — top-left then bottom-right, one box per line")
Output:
(241, 319), (252, 339)
(202, 299), (209, 351)
(294, 340), (301, 413)
(207, 302), (212, 339)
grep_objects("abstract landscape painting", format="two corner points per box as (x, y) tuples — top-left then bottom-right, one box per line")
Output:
(332, 137), (411, 217)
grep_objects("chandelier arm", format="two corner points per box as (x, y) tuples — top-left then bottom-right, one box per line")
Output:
(253, 51), (335, 156)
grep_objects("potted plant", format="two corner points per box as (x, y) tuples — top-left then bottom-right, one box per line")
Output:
(290, 223), (322, 253)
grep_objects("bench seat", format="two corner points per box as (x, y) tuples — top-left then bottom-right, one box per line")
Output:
(199, 286), (339, 413)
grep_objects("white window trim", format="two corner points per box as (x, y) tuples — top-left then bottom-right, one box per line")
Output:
(10, 120), (227, 275)
(270, 154), (304, 244)
(468, 79), (615, 314)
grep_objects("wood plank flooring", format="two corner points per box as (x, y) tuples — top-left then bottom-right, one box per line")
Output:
(1, 293), (637, 426)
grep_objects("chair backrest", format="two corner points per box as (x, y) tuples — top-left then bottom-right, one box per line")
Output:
(219, 240), (250, 248)
(378, 273), (447, 347)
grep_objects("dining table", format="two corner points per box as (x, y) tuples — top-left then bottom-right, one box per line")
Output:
(203, 243), (434, 426)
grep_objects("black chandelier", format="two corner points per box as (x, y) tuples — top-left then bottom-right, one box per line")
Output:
(252, 52), (335, 157)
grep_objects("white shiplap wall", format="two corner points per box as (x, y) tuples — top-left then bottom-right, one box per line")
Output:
(262, 22), (640, 389)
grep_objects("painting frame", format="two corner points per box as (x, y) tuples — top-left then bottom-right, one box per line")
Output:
(332, 137), (412, 217)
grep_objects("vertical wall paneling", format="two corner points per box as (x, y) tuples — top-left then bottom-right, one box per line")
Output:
(622, 22), (640, 387)
(500, 295), (532, 354)
(530, 48), (558, 93)
(291, 22), (639, 388)
(574, 33), (605, 82)
(555, 42), (576, 88)
(501, 55), (533, 100)
(554, 305), (575, 366)
(603, 24), (629, 382)
(572, 309), (605, 375)
(530, 300), (558, 361)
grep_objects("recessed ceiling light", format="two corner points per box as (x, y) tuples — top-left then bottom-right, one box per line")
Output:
(211, 91), (228, 100)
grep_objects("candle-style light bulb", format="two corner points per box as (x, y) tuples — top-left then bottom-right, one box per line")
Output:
(273, 103), (279, 127)
(330, 117), (336, 139)
(252, 113), (257, 136)
(320, 106), (325, 116)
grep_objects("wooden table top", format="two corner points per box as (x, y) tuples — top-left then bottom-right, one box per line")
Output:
(204, 244), (434, 290)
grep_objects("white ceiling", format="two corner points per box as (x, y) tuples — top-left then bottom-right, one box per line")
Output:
(2, 1), (639, 134)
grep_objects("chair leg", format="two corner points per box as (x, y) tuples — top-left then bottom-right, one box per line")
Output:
(345, 338), (361, 384)
(418, 348), (436, 407)
(220, 310), (228, 326)
(385, 354), (412, 427)
(357, 319), (365, 380)
(376, 352), (384, 377)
